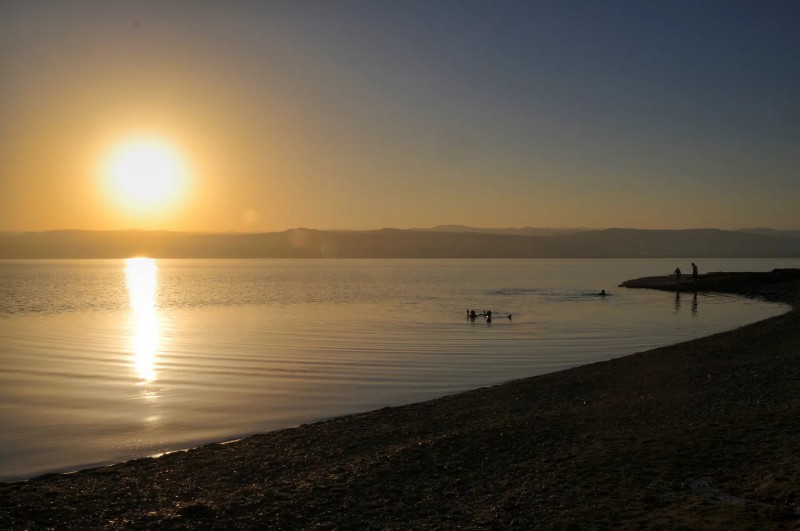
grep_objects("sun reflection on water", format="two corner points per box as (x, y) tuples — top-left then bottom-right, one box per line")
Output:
(125, 258), (159, 383)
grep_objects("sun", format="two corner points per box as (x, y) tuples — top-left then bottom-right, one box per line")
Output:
(102, 137), (188, 213)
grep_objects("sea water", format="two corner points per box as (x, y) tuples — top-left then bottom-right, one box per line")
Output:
(0, 258), (796, 481)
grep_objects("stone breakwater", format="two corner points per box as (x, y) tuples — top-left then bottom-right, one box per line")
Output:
(2, 271), (799, 529)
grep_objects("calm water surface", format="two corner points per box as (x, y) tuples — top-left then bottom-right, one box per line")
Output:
(0, 258), (796, 481)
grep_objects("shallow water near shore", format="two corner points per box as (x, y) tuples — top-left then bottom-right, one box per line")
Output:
(0, 258), (797, 481)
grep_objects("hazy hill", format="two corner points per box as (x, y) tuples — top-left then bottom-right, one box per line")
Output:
(738, 228), (800, 239)
(416, 225), (587, 237)
(1, 228), (800, 258)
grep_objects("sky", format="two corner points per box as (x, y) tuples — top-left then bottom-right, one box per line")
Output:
(1, 0), (798, 232)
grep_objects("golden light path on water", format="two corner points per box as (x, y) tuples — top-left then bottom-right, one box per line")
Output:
(124, 258), (159, 383)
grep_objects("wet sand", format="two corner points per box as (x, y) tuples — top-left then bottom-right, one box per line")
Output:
(2, 270), (800, 529)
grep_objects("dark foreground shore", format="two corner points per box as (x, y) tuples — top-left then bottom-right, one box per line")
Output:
(2, 271), (800, 529)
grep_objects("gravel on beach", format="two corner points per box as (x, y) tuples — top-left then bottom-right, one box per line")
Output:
(2, 271), (800, 529)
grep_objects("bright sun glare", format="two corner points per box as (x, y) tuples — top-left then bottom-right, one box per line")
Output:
(103, 137), (187, 213)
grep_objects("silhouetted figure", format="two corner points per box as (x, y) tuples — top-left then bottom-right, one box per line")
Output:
(468, 309), (511, 321)
(599, 289), (607, 296)
(674, 267), (682, 283)
(692, 262), (698, 281)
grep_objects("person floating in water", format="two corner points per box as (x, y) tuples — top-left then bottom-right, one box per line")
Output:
(692, 262), (698, 281)
(467, 309), (511, 321)
(599, 289), (607, 296)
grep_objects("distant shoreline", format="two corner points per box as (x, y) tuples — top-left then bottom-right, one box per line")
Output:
(2, 270), (799, 528)
(2, 228), (800, 259)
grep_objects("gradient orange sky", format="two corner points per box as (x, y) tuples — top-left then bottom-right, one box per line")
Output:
(2, 1), (798, 232)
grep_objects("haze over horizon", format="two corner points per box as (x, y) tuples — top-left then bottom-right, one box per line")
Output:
(2, 1), (799, 233)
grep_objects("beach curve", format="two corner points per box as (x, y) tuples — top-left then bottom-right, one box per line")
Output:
(2, 270), (800, 529)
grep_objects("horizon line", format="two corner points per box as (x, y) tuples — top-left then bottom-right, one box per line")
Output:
(2, 226), (800, 235)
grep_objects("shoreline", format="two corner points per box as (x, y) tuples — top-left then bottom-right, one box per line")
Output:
(2, 270), (800, 528)
(619, 268), (800, 305)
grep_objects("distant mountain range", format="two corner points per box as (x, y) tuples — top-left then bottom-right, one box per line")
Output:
(737, 228), (800, 239)
(2, 227), (800, 258)
(414, 225), (588, 237)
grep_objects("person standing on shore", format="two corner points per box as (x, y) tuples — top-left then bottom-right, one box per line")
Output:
(692, 262), (698, 281)
(674, 267), (681, 284)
